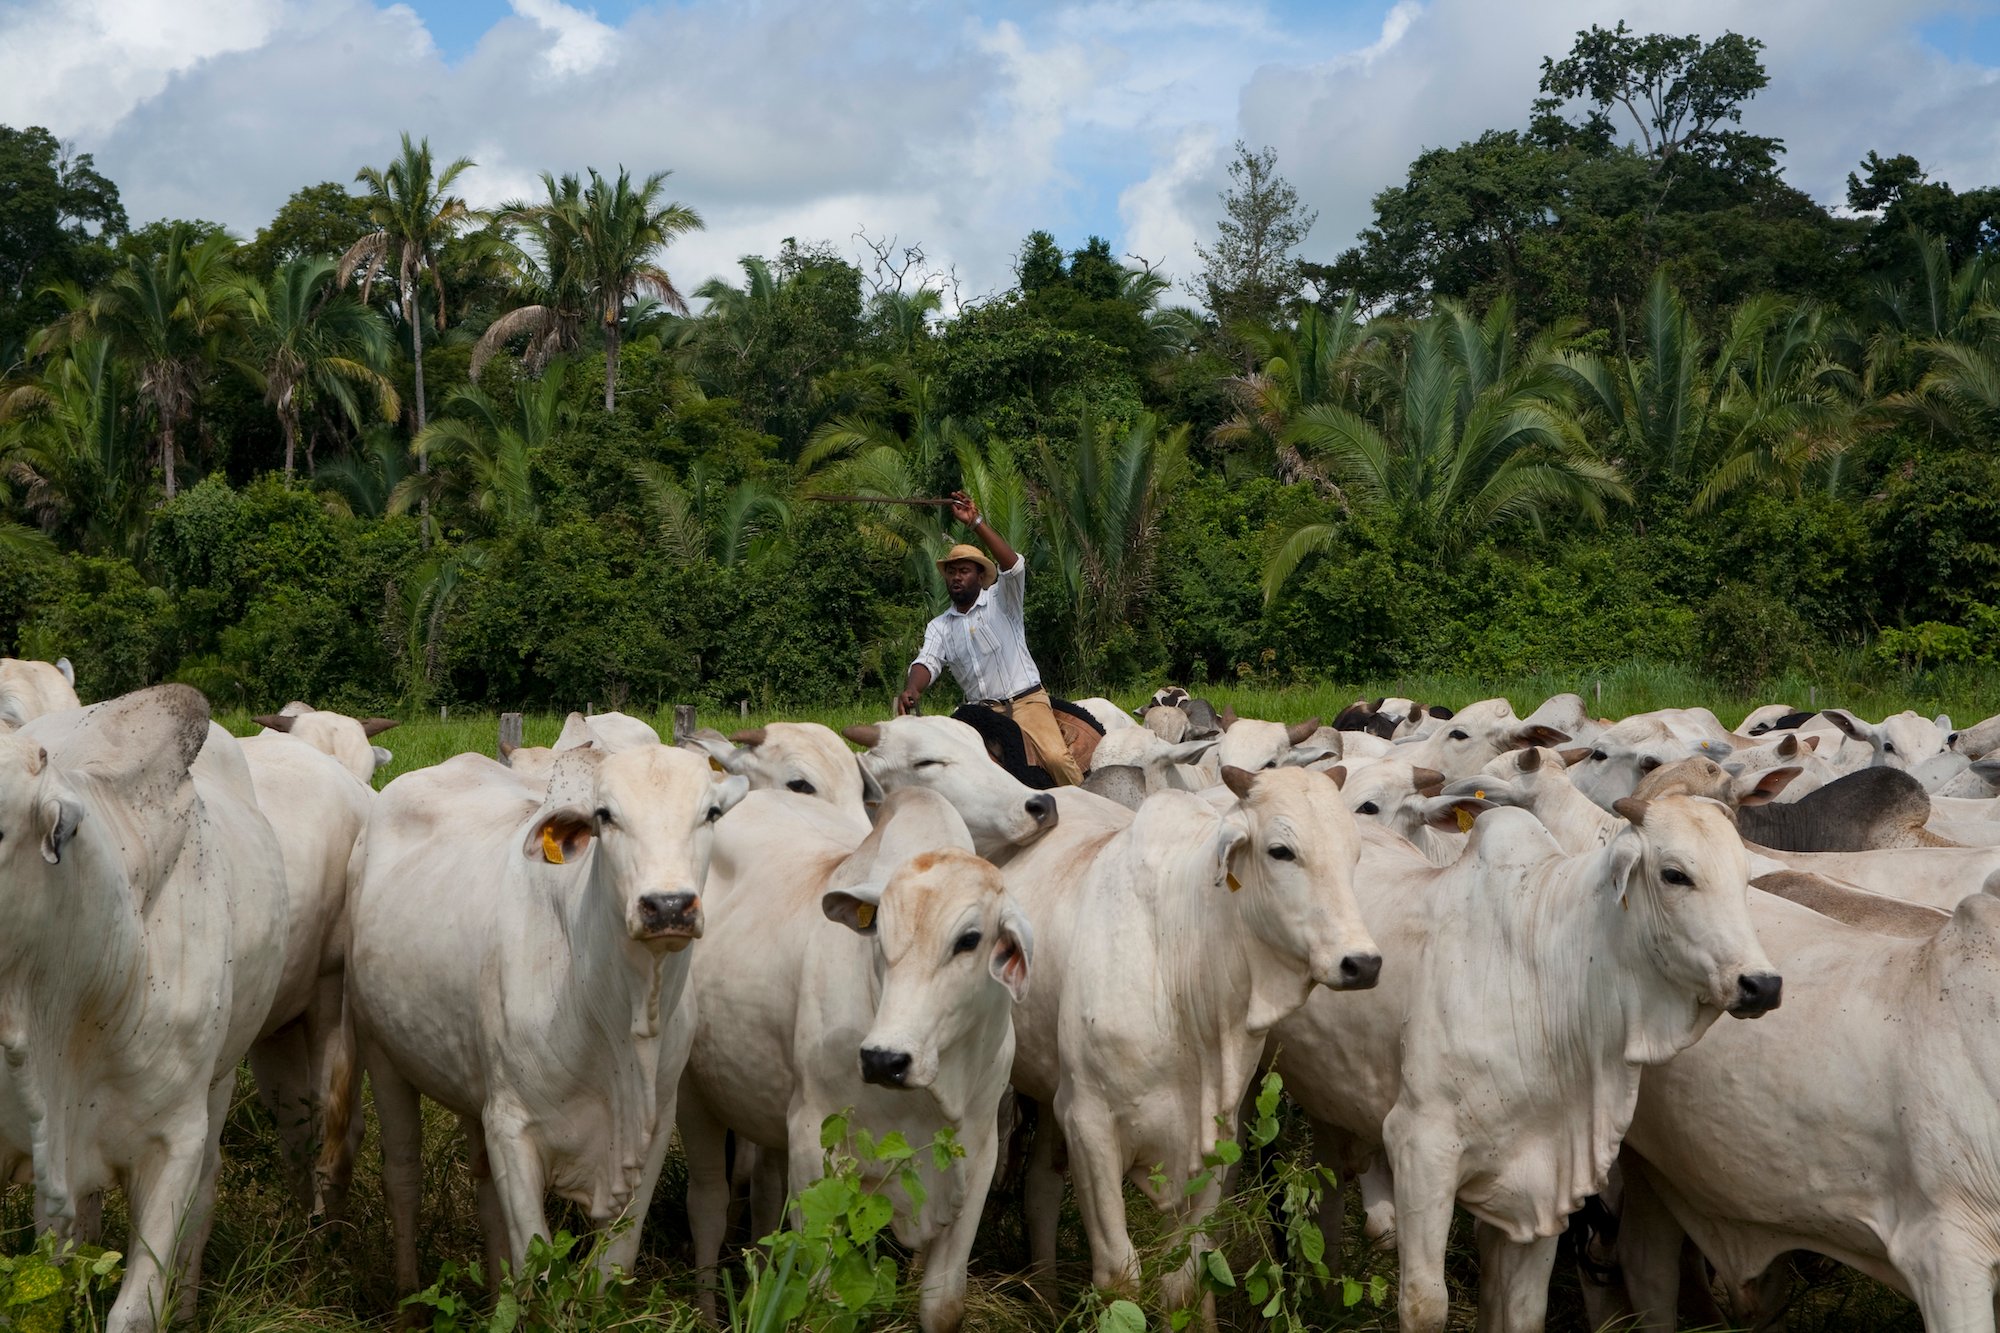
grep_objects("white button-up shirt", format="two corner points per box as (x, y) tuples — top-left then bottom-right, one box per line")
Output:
(912, 553), (1042, 703)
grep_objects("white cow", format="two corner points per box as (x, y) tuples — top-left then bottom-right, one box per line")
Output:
(1214, 713), (1328, 772)
(1395, 697), (1570, 779)
(348, 744), (745, 1291)
(1616, 888), (2000, 1332)
(0, 686), (288, 1332)
(1950, 712), (2000, 760)
(1273, 796), (1780, 1333)
(255, 702), (398, 781)
(1001, 769), (1380, 1308)
(1823, 707), (1953, 772)
(840, 717), (1059, 856)
(680, 722), (867, 824)
(0, 656), (77, 727)
(1565, 717), (1731, 811)
(235, 727), (375, 1216)
(1336, 758), (1463, 864)
(682, 790), (1030, 1333)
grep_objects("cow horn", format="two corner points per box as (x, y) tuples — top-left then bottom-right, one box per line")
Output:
(1323, 765), (1348, 790)
(1285, 716), (1323, 746)
(1220, 765), (1256, 799)
(361, 717), (400, 737)
(1776, 734), (1798, 757)
(254, 714), (296, 733)
(1558, 746), (1591, 767)
(1613, 797), (1650, 827)
(1411, 766), (1445, 798)
(842, 724), (882, 750)
(1219, 705), (1239, 731)
(729, 727), (768, 747)
(1517, 747), (1543, 772)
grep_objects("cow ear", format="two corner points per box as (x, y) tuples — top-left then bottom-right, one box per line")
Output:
(1516, 724), (1571, 749)
(54, 657), (73, 687)
(525, 810), (594, 864)
(1214, 818), (1251, 889)
(1423, 795), (1493, 829)
(989, 901), (1034, 1002)
(254, 714), (295, 733)
(1219, 765), (1256, 799)
(708, 774), (750, 821)
(1936, 713), (1954, 735)
(1607, 827), (1644, 905)
(371, 745), (394, 771)
(361, 717), (400, 737)
(822, 881), (885, 934)
(1736, 766), (1800, 806)
(1516, 746), (1544, 772)
(855, 753), (885, 805)
(39, 779), (82, 865)
(1775, 734), (1799, 758)
(1798, 734), (1821, 752)
(1822, 709), (1872, 743)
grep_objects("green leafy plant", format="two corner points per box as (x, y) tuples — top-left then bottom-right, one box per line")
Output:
(726, 1112), (963, 1333)
(0, 1233), (122, 1333)
(400, 1226), (677, 1333)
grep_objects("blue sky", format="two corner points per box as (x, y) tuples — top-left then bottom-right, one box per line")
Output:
(5, 0), (1999, 302)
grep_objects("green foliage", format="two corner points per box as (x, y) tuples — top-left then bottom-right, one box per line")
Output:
(0, 1233), (122, 1333)
(1698, 582), (1809, 691)
(402, 1228), (683, 1333)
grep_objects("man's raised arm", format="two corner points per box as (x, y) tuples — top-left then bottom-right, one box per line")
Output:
(951, 490), (1018, 571)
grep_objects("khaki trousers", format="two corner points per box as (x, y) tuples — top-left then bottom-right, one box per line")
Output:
(986, 689), (1082, 786)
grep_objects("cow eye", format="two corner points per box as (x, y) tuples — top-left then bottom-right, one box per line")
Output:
(1448, 729), (1469, 741)
(1590, 750), (1608, 762)
(705, 805), (723, 823)
(952, 929), (981, 956)
(1262, 760), (1278, 770)
(1883, 742), (1896, 753)
(595, 807), (614, 826)
(1639, 757), (1661, 772)
(1661, 867), (1693, 887)
(1355, 801), (1380, 816)
(915, 759), (945, 770)
(786, 779), (816, 795)
(1267, 845), (1296, 861)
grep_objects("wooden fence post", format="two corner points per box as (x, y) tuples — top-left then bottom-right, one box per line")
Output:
(498, 712), (523, 759)
(673, 704), (698, 745)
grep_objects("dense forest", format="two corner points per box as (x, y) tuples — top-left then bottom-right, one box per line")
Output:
(3, 22), (1998, 716)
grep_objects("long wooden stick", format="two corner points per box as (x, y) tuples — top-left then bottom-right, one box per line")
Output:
(803, 493), (956, 507)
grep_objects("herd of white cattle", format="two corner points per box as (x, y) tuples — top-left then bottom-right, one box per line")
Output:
(3, 661), (1999, 1333)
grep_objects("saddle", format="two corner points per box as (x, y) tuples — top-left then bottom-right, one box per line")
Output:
(951, 697), (1104, 787)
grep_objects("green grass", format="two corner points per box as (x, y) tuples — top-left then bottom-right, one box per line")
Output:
(46, 666), (1966, 1326)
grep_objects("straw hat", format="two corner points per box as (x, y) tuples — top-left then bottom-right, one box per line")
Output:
(936, 543), (998, 588)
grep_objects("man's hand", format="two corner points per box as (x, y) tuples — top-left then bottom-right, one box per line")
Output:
(894, 688), (922, 717)
(949, 490), (981, 528)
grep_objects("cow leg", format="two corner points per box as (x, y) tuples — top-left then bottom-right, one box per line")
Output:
(1385, 1128), (1459, 1333)
(916, 1122), (999, 1333)
(365, 1045), (426, 1296)
(1614, 1157), (1687, 1333)
(1306, 1118), (1350, 1269)
(678, 1083), (732, 1324)
(461, 1118), (509, 1287)
(1473, 1222), (1559, 1333)
(749, 1151), (787, 1243)
(601, 1083), (680, 1274)
(1056, 1093), (1137, 1296)
(1023, 1100), (1064, 1288)
(1163, 1177), (1223, 1333)
(105, 1113), (207, 1333)
(249, 1019), (317, 1209)
(482, 1105), (551, 1270)
(1358, 1158), (1398, 1250)
(1897, 1233), (1999, 1333)
(170, 1076), (236, 1324)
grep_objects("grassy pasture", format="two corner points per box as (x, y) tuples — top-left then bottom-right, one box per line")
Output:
(6, 665), (1963, 1328)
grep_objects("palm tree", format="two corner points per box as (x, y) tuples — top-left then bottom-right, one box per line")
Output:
(236, 257), (400, 482)
(579, 168), (701, 412)
(313, 425), (414, 519)
(471, 172), (591, 382)
(339, 134), (475, 441)
(1213, 294), (1382, 484)
(0, 335), (137, 556)
(630, 460), (791, 569)
(1263, 298), (1627, 598)
(40, 227), (245, 499)
(1035, 410), (1189, 680)
(396, 360), (565, 535)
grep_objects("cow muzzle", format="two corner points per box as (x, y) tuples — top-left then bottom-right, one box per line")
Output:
(1025, 793), (1058, 831)
(1727, 971), (1782, 1017)
(1320, 950), (1383, 991)
(858, 1046), (913, 1087)
(632, 891), (702, 948)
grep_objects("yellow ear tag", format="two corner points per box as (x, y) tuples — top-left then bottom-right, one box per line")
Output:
(707, 756), (726, 773)
(1455, 807), (1475, 833)
(1226, 872), (1242, 893)
(855, 902), (875, 928)
(541, 826), (566, 864)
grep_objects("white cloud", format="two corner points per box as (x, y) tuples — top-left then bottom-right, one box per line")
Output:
(2, 0), (1996, 309)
